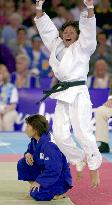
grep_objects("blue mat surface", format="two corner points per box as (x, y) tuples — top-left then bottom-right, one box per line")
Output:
(0, 132), (112, 162)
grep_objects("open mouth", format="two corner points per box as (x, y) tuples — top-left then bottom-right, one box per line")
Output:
(66, 38), (72, 42)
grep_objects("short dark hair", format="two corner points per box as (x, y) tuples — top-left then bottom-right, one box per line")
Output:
(25, 114), (49, 137)
(61, 21), (80, 35)
(17, 26), (27, 34)
(97, 31), (108, 39)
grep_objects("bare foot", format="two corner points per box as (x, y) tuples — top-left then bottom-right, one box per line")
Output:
(76, 171), (83, 182)
(53, 194), (66, 200)
(90, 169), (100, 188)
(76, 160), (87, 182)
(23, 193), (31, 199)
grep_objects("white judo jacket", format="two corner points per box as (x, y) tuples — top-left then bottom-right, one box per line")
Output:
(34, 11), (97, 103)
(34, 12), (102, 171)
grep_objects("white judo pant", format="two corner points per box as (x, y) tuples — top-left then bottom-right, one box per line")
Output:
(53, 93), (102, 170)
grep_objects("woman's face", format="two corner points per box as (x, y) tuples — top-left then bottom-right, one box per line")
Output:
(62, 25), (78, 47)
(25, 124), (35, 138)
(16, 58), (28, 73)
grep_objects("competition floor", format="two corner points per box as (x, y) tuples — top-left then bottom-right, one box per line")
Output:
(0, 132), (112, 205)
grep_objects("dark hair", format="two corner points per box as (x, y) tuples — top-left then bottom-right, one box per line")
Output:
(25, 114), (49, 137)
(97, 31), (108, 39)
(17, 26), (27, 34)
(57, 3), (66, 8)
(31, 34), (41, 42)
(61, 21), (80, 34)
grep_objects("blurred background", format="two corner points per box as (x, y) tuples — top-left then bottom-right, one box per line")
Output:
(0, 0), (112, 131)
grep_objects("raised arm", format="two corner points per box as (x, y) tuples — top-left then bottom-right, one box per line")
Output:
(78, 0), (97, 55)
(34, 0), (59, 52)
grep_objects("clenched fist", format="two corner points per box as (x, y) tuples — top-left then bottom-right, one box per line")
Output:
(25, 153), (34, 166)
(36, 0), (44, 10)
(84, 0), (94, 8)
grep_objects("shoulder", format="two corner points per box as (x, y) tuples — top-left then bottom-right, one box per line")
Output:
(7, 83), (18, 95)
(43, 140), (61, 155)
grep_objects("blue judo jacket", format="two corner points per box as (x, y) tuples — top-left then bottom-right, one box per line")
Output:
(25, 132), (72, 188)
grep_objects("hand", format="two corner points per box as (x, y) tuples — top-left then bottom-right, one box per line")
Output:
(25, 153), (34, 166)
(36, 0), (44, 10)
(30, 181), (40, 192)
(90, 170), (100, 188)
(104, 99), (112, 108)
(84, 0), (94, 6)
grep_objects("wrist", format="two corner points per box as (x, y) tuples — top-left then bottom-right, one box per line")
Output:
(87, 5), (94, 9)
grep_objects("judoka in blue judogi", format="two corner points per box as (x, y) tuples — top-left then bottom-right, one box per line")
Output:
(17, 114), (72, 201)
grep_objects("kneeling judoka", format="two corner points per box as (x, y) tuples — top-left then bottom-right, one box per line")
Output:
(17, 114), (72, 201)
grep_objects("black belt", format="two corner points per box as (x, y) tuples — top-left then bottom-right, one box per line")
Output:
(37, 80), (85, 104)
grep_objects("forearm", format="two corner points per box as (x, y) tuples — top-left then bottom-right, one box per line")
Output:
(34, 0), (59, 49)
(35, 0), (44, 18)
(79, 12), (96, 54)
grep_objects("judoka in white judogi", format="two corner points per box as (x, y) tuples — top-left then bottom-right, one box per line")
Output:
(34, 0), (102, 186)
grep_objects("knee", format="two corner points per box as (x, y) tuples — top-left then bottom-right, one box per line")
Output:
(17, 158), (26, 172)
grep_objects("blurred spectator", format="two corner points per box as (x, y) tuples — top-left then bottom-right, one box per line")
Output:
(87, 59), (112, 89)
(27, 15), (39, 39)
(107, 34), (112, 47)
(0, 43), (16, 73)
(89, 32), (112, 74)
(45, 0), (62, 18)
(95, 87), (112, 153)
(8, 26), (31, 57)
(51, 75), (59, 88)
(4, 0), (16, 17)
(18, 0), (35, 27)
(0, 0), (8, 32)
(27, 34), (52, 78)
(95, 0), (112, 34)
(70, 1), (84, 21)
(1, 12), (22, 45)
(0, 0), (5, 17)
(0, 64), (18, 131)
(11, 54), (40, 88)
(66, 0), (76, 9)
(52, 3), (74, 29)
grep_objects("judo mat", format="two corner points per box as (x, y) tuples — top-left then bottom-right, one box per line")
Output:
(0, 132), (74, 205)
(0, 132), (112, 205)
(0, 162), (74, 205)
